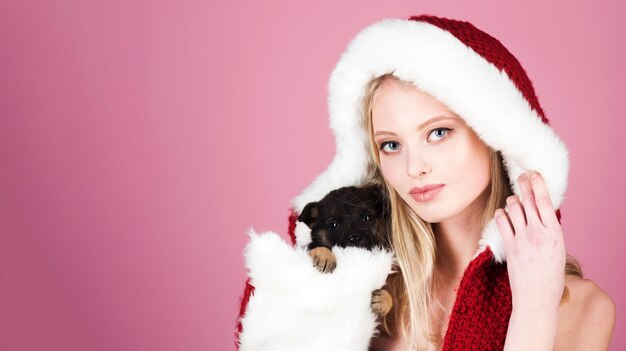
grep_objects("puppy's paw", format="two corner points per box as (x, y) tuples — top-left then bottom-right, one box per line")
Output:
(308, 247), (336, 273)
(371, 289), (393, 317)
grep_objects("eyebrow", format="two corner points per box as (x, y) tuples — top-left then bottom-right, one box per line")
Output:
(374, 115), (456, 137)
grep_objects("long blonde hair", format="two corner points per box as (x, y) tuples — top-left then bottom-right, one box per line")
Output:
(361, 72), (583, 350)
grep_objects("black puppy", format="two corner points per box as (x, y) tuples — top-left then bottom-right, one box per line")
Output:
(298, 184), (394, 317)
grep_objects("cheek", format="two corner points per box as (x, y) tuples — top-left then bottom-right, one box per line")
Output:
(379, 155), (405, 190)
(452, 139), (491, 193)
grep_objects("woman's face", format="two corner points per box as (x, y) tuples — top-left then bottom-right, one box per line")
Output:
(371, 79), (491, 224)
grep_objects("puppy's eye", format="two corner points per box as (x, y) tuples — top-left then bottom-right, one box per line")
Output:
(362, 214), (371, 222)
(328, 219), (339, 230)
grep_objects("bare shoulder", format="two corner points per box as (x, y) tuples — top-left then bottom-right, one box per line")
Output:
(555, 275), (616, 350)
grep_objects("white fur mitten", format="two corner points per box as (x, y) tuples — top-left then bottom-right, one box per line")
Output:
(237, 228), (395, 351)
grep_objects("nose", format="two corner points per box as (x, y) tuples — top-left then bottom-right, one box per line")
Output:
(407, 148), (431, 178)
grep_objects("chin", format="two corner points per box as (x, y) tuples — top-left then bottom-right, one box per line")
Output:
(407, 202), (448, 224)
(416, 212), (447, 224)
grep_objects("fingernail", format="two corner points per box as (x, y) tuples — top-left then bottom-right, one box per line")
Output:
(530, 170), (538, 178)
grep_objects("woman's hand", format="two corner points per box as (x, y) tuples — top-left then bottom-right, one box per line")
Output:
(495, 170), (566, 350)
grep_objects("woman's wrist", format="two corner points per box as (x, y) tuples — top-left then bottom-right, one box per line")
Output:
(511, 301), (559, 324)
(513, 291), (562, 314)
(504, 304), (558, 351)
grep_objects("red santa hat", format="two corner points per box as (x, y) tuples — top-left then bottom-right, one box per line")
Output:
(290, 14), (569, 263)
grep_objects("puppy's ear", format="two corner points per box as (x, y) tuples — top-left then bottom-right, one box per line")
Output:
(372, 183), (386, 197)
(298, 202), (319, 228)
(368, 184), (390, 217)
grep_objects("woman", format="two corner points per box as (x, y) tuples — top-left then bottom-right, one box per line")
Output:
(235, 15), (615, 350)
(364, 74), (613, 350)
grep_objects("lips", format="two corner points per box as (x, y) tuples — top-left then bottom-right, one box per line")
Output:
(410, 184), (445, 203)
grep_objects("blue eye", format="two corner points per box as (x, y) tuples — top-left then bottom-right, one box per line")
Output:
(427, 128), (452, 142)
(379, 141), (400, 153)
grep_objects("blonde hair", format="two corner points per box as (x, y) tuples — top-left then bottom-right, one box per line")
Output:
(361, 72), (583, 350)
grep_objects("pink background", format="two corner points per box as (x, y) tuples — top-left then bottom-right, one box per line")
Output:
(1, 1), (623, 350)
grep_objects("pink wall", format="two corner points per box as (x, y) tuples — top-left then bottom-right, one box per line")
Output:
(0, 1), (623, 350)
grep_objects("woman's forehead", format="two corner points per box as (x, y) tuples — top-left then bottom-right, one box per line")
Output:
(372, 80), (463, 127)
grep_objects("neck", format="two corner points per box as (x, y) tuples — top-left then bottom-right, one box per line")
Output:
(432, 188), (489, 283)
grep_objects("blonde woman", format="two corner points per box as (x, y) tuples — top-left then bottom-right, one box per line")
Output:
(235, 15), (615, 351)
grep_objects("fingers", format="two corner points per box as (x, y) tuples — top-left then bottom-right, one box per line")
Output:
(495, 170), (557, 239)
(505, 195), (526, 233)
(495, 208), (515, 245)
(528, 171), (559, 229)
(517, 172), (542, 225)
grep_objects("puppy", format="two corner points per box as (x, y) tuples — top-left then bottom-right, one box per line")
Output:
(298, 184), (394, 317)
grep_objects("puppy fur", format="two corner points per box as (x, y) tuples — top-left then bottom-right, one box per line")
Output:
(298, 184), (393, 318)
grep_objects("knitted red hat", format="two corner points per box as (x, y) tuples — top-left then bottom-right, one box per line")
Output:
(236, 14), (569, 351)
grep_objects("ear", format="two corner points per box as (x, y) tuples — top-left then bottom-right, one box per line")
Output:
(298, 202), (319, 228)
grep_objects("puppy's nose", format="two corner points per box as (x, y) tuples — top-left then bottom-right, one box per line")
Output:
(347, 234), (362, 244)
